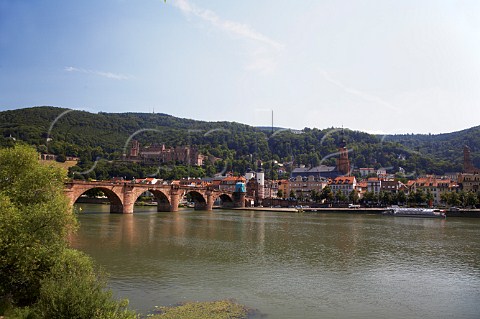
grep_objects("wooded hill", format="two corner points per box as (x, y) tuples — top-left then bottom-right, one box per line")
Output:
(1, 106), (478, 180)
(384, 128), (480, 170)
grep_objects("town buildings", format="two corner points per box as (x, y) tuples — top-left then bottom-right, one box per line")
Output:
(381, 180), (406, 194)
(458, 173), (480, 193)
(289, 175), (328, 200)
(291, 165), (338, 179)
(407, 176), (458, 205)
(277, 179), (290, 198)
(359, 168), (375, 177)
(367, 177), (382, 194)
(458, 145), (480, 194)
(121, 138), (479, 208)
(328, 176), (357, 197)
(366, 178), (406, 195)
(264, 180), (280, 199)
(218, 176), (246, 193)
(245, 170), (266, 203)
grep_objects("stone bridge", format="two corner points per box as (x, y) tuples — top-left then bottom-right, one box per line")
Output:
(64, 181), (248, 214)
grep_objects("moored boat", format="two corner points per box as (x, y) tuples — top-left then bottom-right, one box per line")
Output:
(383, 206), (446, 218)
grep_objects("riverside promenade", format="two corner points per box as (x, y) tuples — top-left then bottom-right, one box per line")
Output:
(232, 207), (386, 214)
(231, 206), (480, 217)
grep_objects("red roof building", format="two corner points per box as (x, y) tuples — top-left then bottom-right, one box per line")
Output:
(219, 176), (246, 193)
(329, 176), (357, 197)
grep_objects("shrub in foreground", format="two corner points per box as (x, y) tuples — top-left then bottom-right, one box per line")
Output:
(32, 249), (137, 319)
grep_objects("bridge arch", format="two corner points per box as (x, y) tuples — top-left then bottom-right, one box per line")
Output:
(214, 193), (234, 208)
(73, 186), (124, 213)
(131, 188), (172, 212)
(184, 190), (209, 210)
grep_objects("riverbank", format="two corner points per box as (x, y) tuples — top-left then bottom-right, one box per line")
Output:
(232, 206), (480, 217)
(231, 207), (298, 212)
(445, 209), (480, 218)
(76, 199), (480, 217)
(232, 207), (385, 214)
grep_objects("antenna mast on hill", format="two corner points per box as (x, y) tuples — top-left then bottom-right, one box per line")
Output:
(271, 110), (274, 205)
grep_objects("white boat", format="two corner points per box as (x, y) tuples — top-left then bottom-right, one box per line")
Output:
(383, 206), (446, 218)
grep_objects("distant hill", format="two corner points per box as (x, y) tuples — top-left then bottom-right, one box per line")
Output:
(1, 106), (478, 178)
(384, 127), (480, 171)
(0, 106), (269, 156)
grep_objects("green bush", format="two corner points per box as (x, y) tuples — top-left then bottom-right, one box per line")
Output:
(33, 249), (137, 319)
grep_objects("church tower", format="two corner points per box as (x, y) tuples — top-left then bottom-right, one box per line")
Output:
(336, 128), (350, 175)
(464, 145), (476, 173)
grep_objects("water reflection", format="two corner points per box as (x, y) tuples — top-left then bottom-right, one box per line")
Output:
(71, 205), (480, 319)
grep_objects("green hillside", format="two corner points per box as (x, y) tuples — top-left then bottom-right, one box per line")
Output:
(0, 106), (268, 155)
(1, 106), (477, 179)
(384, 127), (480, 171)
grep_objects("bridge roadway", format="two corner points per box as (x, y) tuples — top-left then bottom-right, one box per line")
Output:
(64, 180), (248, 214)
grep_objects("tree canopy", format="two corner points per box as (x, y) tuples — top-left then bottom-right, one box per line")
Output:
(0, 145), (135, 318)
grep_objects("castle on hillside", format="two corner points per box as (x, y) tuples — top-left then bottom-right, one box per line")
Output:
(126, 140), (207, 166)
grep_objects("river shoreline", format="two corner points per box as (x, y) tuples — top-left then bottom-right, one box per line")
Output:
(231, 206), (480, 217)
(75, 198), (480, 217)
(231, 206), (384, 214)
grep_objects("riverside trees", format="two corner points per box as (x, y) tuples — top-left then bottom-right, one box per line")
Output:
(0, 145), (136, 318)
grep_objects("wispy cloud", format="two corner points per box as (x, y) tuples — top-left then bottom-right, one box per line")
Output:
(245, 47), (280, 75)
(171, 0), (283, 74)
(320, 70), (400, 112)
(172, 0), (283, 50)
(64, 66), (131, 80)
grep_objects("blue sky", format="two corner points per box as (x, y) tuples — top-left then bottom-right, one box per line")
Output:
(1, 0), (479, 134)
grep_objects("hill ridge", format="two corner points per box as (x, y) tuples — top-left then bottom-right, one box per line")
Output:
(1, 106), (479, 178)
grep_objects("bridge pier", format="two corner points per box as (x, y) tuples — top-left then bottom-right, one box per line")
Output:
(157, 202), (171, 212)
(169, 186), (181, 212)
(233, 192), (246, 208)
(111, 204), (124, 214)
(194, 201), (207, 210)
(192, 190), (213, 211)
(122, 187), (135, 214)
(206, 192), (214, 211)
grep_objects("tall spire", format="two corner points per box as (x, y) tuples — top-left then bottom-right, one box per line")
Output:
(339, 126), (347, 148)
(464, 145), (475, 173)
(337, 127), (350, 175)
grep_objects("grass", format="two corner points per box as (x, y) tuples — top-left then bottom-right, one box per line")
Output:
(148, 300), (250, 319)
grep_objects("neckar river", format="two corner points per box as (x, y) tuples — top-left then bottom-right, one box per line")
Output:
(71, 204), (480, 319)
